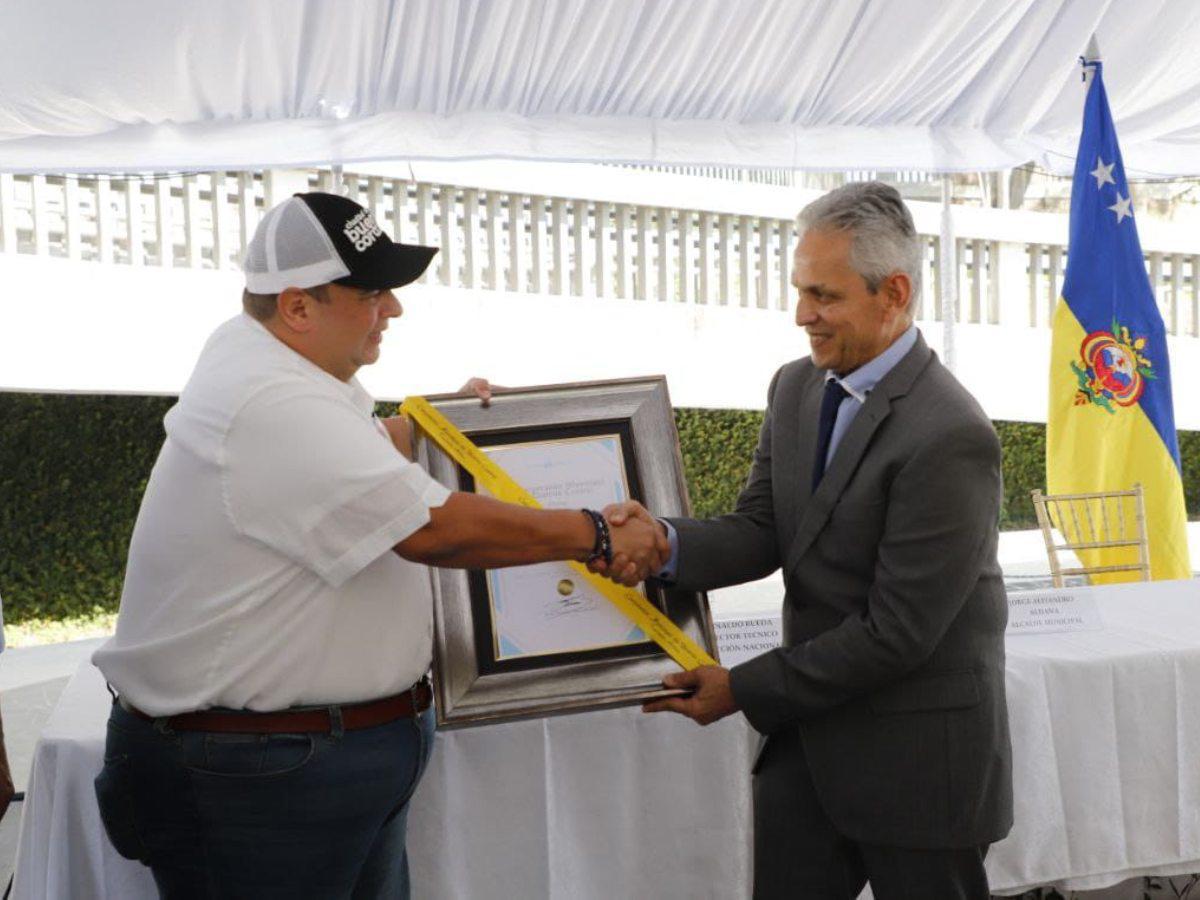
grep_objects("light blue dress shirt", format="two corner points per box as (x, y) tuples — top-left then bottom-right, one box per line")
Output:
(656, 325), (919, 582)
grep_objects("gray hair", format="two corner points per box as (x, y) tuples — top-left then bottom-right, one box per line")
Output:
(796, 181), (922, 312)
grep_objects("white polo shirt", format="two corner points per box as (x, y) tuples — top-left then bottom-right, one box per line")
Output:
(93, 314), (450, 716)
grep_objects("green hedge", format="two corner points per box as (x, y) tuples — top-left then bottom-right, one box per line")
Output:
(1, 394), (176, 625)
(2, 393), (1197, 625)
(674, 408), (766, 519)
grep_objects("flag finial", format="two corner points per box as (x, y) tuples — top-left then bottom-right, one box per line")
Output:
(1081, 35), (1102, 82)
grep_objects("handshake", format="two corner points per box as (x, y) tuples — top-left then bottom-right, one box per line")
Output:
(590, 500), (738, 726)
(588, 501), (670, 587)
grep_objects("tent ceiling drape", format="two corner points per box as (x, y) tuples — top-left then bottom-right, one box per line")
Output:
(1, 0), (1199, 175)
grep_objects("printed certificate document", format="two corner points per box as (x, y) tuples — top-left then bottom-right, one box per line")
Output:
(477, 434), (651, 659)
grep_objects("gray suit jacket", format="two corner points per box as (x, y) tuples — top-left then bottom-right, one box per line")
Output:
(667, 333), (1013, 849)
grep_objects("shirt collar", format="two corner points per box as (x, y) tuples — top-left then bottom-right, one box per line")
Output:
(823, 324), (919, 402)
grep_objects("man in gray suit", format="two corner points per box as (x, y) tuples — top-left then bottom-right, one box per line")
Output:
(601, 182), (1012, 899)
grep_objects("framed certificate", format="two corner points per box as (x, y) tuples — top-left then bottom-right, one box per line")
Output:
(413, 376), (718, 728)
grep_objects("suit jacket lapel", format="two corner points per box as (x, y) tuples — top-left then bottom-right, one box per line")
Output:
(790, 374), (823, 512)
(783, 333), (934, 584)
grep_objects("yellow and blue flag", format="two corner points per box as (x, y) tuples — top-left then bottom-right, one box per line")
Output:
(1047, 59), (1191, 581)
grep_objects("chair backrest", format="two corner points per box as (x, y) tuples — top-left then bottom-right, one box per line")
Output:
(1029, 483), (1150, 588)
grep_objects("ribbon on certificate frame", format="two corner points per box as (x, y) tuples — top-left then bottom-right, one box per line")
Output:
(401, 395), (716, 670)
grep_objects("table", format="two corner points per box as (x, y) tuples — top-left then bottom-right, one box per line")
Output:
(990, 578), (1200, 893)
(11, 662), (758, 899)
(13, 579), (1200, 898)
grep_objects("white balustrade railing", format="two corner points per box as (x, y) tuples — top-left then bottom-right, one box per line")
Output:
(0, 167), (1198, 338)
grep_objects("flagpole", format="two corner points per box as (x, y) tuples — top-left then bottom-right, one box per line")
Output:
(1084, 34), (1101, 72)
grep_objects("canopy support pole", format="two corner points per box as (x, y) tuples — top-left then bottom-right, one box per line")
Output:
(939, 175), (957, 372)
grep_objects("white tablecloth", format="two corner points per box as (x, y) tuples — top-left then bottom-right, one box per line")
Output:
(11, 663), (758, 899)
(13, 579), (1200, 898)
(990, 579), (1200, 893)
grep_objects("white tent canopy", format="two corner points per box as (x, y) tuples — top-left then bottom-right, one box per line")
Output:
(2, 0), (1200, 176)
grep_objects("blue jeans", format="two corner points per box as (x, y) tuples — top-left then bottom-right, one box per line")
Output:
(94, 698), (435, 899)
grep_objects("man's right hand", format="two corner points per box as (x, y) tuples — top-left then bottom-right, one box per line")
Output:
(595, 501), (670, 586)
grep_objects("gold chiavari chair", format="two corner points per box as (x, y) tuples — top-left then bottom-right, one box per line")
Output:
(1029, 483), (1150, 588)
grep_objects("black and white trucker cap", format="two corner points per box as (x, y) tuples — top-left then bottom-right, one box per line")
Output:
(242, 191), (438, 294)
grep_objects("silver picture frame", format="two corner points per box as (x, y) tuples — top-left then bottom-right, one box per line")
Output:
(412, 376), (718, 728)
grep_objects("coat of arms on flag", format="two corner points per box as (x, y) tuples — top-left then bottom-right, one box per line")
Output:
(1070, 320), (1156, 412)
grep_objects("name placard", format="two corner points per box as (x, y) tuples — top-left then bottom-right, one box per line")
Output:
(714, 614), (782, 668)
(1007, 588), (1104, 635)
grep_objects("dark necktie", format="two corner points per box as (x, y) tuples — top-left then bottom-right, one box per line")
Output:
(812, 378), (849, 492)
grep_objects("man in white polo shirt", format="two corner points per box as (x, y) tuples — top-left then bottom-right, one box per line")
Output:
(93, 191), (665, 899)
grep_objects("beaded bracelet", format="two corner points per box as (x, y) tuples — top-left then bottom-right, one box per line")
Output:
(581, 508), (614, 566)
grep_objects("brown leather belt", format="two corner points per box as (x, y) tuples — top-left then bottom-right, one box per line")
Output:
(119, 678), (432, 734)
